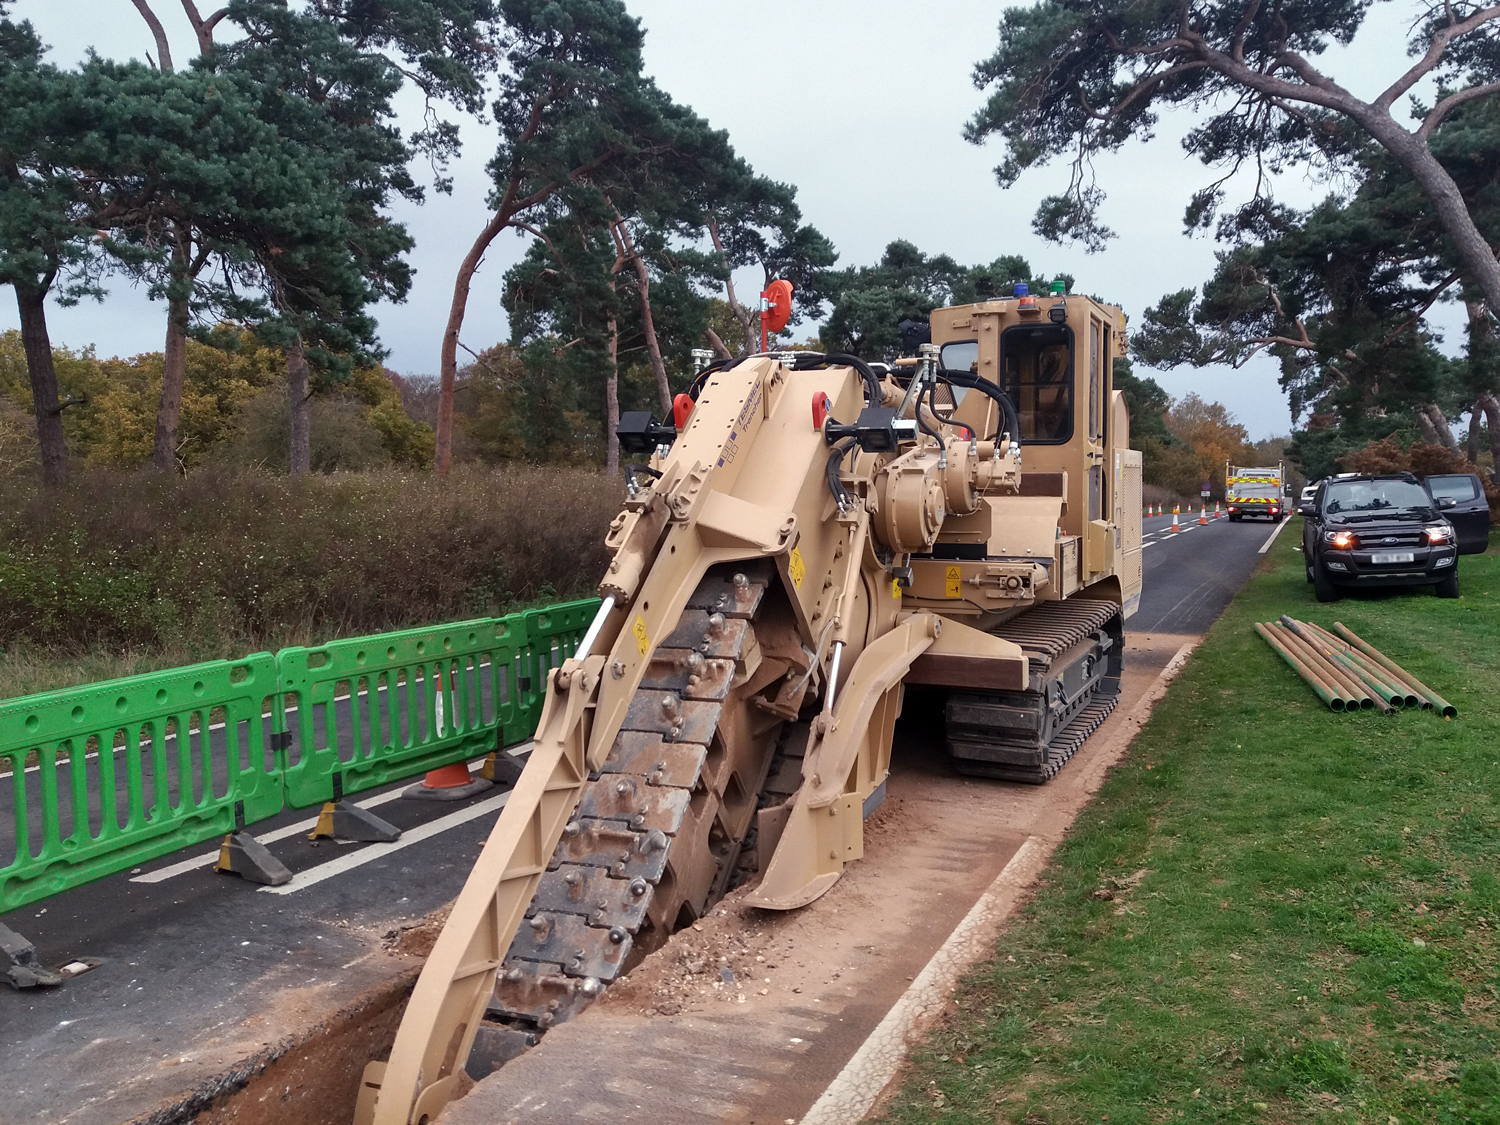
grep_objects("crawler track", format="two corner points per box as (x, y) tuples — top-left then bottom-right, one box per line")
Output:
(946, 598), (1123, 783)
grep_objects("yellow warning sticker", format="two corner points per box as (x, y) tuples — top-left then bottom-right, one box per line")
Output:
(632, 615), (650, 656)
(789, 546), (806, 589)
(945, 565), (962, 598)
(891, 577), (901, 599)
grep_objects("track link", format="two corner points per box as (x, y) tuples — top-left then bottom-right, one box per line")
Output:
(486, 565), (782, 1035)
(946, 597), (1122, 784)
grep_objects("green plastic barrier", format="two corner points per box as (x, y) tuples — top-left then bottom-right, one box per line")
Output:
(0, 597), (606, 915)
(518, 598), (602, 730)
(0, 654), (281, 915)
(276, 616), (528, 808)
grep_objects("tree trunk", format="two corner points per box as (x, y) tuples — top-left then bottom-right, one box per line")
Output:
(605, 316), (621, 476)
(706, 215), (759, 355)
(437, 210), (510, 475)
(1468, 409), (1483, 463)
(615, 221), (672, 414)
(15, 283), (67, 485)
(1477, 390), (1500, 481)
(1360, 113), (1500, 317)
(287, 336), (311, 474)
(154, 286), (190, 472)
(704, 327), (733, 360)
(1427, 403), (1459, 450)
(129, 0), (174, 72)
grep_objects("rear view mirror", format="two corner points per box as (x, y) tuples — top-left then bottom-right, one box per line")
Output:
(1438, 496), (1458, 509)
(1298, 503), (1315, 516)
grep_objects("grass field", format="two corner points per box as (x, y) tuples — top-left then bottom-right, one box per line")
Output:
(879, 529), (1500, 1123)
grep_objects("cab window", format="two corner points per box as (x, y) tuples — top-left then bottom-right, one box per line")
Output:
(1426, 474), (1478, 502)
(938, 341), (978, 408)
(1000, 324), (1073, 443)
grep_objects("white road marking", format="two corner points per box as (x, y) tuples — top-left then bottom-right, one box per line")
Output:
(259, 790), (511, 895)
(128, 788), (405, 884)
(1259, 517), (1293, 555)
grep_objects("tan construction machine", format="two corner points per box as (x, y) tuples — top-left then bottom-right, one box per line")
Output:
(356, 286), (1142, 1125)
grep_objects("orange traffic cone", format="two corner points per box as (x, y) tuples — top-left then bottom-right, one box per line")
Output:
(405, 665), (493, 801)
(1198, 504), (1208, 525)
(1215, 501), (1222, 518)
(1171, 506), (1181, 533)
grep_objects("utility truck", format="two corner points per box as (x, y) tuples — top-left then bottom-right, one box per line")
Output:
(1226, 462), (1287, 521)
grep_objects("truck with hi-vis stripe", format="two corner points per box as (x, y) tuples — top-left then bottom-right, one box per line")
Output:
(1225, 461), (1288, 522)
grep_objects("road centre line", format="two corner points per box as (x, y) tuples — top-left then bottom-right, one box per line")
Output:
(259, 790), (512, 895)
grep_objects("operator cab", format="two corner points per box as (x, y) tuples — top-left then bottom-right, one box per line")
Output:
(938, 325), (1073, 444)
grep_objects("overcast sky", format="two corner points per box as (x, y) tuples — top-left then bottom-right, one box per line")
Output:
(0, 1), (1454, 440)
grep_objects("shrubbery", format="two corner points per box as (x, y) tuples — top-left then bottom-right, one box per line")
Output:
(0, 465), (620, 654)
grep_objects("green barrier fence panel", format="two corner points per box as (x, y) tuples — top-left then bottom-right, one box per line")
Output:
(517, 599), (602, 731)
(276, 616), (528, 808)
(0, 654), (282, 915)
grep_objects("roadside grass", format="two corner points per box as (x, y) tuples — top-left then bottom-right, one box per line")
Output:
(879, 529), (1500, 1124)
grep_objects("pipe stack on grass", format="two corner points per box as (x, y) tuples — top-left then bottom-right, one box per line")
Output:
(1255, 616), (1457, 719)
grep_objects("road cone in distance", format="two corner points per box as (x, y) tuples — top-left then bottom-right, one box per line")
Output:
(1216, 501), (1222, 518)
(1199, 504), (1208, 525)
(1171, 506), (1181, 533)
(405, 664), (494, 801)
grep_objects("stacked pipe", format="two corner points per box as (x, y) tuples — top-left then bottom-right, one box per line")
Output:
(1255, 616), (1457, 718)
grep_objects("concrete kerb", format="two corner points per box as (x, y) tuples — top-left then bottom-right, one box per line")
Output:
(800, 638), (1200, 1125)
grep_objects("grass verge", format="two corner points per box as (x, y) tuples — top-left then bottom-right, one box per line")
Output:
(878, 529), (1500, 1124)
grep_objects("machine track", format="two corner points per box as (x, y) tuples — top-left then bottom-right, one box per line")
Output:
(480, 565), (786, 1046)
(945, 598), (1122, 783)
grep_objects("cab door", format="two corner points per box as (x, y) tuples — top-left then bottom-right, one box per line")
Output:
(1424, 474), (1490, 553)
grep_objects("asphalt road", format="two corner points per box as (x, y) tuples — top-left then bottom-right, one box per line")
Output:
(0, 512), (1283, 1125)
(1130, 508), (1291, 633)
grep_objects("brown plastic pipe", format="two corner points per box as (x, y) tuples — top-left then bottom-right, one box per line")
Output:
(1302, 622), (1420, 707)
(1269, 622), (1379, 712)
(1317, 621), (1433, 712)
(1332, 623), (1457, 718)
(1278, 617), (1392, 714)
(1288, 618), (1407, 709)
(1255, 623), (1345, 711)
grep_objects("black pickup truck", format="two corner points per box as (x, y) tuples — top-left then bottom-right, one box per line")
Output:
(1300, 473), (1461, 602)
(1422, 473), (1491, 554)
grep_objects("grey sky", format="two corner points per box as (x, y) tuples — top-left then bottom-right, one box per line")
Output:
(0, 1), (1453, 441)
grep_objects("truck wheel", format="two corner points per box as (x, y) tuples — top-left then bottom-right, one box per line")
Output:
(1313, 565), (1341, 603)
(1435, 572), (1460, 599)
(1305, 563), (1314, 584)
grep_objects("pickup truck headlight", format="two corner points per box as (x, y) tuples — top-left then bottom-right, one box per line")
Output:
(1323, 530), (1357, 549)
(1425, 525), (1454, 545)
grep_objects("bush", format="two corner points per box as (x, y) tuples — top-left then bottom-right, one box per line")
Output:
(0, 464), (622, 653)
(1338, 436), (1500, 515)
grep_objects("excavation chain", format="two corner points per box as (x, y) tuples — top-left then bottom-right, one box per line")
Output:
(484, 565), (777, 1039)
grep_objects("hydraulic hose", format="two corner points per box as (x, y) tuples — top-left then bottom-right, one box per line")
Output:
(793, 352), (883, 407)
(920, 381), (974, 441)
(938, 367), (1021, 446)
(826, 437), (857, 512)
(687, 354), (747, 400)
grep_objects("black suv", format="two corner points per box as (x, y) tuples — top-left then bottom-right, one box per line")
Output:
(1300, 473), (1460, 602)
